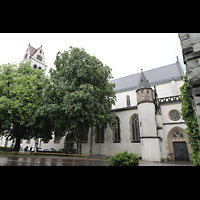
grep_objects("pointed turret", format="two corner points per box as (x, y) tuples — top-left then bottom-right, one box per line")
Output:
(136, 69), (153, 105)
(136, 69), (161, 162)
(136, 69), (151, 92)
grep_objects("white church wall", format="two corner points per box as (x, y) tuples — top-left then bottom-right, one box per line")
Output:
(113, 90), (137, 109)
(82, 109), (142, 157)
(155, 80), (183, 98)
(160, 103), (183, 124)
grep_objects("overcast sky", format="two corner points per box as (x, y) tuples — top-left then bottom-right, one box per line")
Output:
(0, 33), (185, 80)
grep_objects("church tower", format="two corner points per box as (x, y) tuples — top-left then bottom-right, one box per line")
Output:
(136, 69), (161, 161)
(21, 43), (47, 74)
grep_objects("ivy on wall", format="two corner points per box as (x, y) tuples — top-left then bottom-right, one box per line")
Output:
(180, 74), (200, 166)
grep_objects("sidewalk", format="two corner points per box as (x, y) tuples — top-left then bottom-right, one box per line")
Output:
(139, 160), (193, 166)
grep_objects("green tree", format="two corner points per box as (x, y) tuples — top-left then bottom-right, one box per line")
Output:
(180, 74), (200, 165)
(52, 47), (117, 154)
(0, 62), (49, 151)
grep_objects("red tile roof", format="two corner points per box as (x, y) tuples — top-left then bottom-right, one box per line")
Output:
(29, 44), (38, 56)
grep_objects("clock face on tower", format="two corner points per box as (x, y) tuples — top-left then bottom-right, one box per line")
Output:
(169, 109), (181, 121)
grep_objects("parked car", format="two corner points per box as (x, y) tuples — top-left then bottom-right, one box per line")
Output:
(58, 148), (65, 152)
(43, 148), (56, 152)
(38, 147), (43, 151)
(28, 147), (35, 152)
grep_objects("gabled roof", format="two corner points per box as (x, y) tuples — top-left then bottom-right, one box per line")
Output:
(29, 44), (38, 56)
(136, 69), (151, 91)
(110, 62), (185, 92)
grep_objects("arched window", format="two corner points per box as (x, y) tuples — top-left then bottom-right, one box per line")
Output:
(126, 95), (130, 107)
(147, 90), (150, 100)
(142, 91), (145, 100)
(37, 55), (42, 61)
(33, 64), (37, 69)
(114, 117), (121, 143)
(38, 67), (42, 70)
(131, 114), (140, 142)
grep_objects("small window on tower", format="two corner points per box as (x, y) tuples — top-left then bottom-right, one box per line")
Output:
(38, 67), (42, 70)
(142, 91), (145, 100)
(147, 91), (150, 100)
(33, 64), (37, 69)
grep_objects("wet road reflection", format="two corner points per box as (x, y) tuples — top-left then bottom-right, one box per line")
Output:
(0, 156), (109, 166)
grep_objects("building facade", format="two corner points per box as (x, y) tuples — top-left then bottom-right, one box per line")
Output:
(0, 44), (192, 162)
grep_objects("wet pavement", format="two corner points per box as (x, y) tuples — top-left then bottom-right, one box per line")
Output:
(139, 160), (193, 166)
(0, 156), (109, 166)
(0, 156), (194, 166)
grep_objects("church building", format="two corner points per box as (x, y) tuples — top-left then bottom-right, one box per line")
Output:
(0, 44), (192, 162)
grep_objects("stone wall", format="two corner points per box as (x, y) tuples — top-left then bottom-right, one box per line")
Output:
(178, 33), (200, 129)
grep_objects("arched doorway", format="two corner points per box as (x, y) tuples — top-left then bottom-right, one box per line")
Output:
(167, 126), (192, 161)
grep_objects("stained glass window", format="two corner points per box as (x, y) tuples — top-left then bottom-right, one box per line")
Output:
(169, 110), (181, 121)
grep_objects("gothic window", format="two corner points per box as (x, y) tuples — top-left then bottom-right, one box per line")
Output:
(131, 114), (140, 142)
(127, 95), (130, 107)
(147, 91), (150, 100)
(114, 117), (121, 143)
(96, 126), (104, 143)
(33, 64), (37, 69)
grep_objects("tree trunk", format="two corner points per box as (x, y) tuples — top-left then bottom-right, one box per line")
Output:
(76, 124), (82, 154)
(14, 136), (21, 152)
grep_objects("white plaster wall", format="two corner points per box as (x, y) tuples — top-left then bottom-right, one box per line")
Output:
(138, 102), (157, 137)
(82, 109), (142, 157)
(113, 90), (137, 109)
(141, 138), (161, 161)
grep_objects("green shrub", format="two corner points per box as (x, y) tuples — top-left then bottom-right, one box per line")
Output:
(108, 151), (139, 166)
(0, 146), (14, 152)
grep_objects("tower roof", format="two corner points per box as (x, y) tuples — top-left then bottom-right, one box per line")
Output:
(28, 44), (38, 56)
(136, 69), (151, 91)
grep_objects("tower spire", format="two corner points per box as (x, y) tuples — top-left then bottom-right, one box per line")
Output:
(136, 69), (151, 92)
